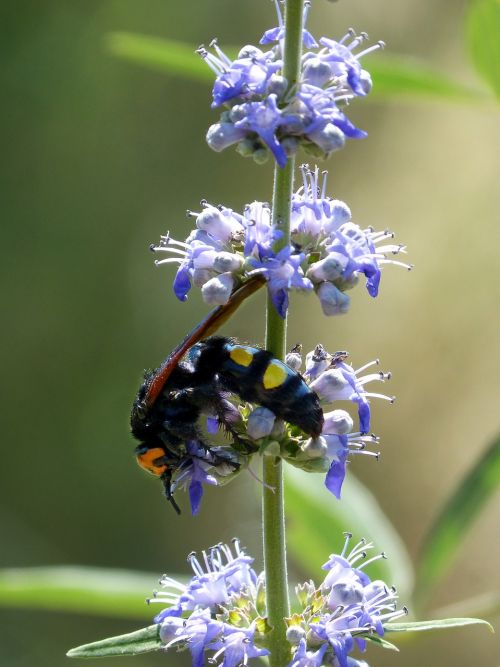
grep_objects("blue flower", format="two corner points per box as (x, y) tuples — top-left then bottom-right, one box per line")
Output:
(160, 608), (224, 667)
(201, 3), (384, 166)
(287, 533), (407, 666)
(308, 354), (393, 434)
(152, 540), (258, 622)
(231, 94), (297, 168)
(151, 166), (409, 317)
(287, 638), (328, 667)
(208, 624), (270, 667)
(260, 0), (318, 49)
(248, 246), (313, 318)
(154, 538), (407, 666)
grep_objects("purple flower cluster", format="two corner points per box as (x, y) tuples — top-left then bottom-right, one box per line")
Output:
(292, 166), (411, 315)
(283, 342), (393, 499)
(152, 537), (407, 667)
(151, 541), (270, 667)
(201, 1), (384, 167)
(287, 533), (407, 667)
(151, 166), (409, 319)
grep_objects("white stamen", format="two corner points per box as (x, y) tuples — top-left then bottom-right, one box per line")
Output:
(356, 41), (386, 59)
(339, 28), (356, 45)
(154, 258), (183, 266)
(340, 531), (353, 557)
(358, 552), (387, 569)
(364, 392), (395, 403)
(355, 359), (379, 374)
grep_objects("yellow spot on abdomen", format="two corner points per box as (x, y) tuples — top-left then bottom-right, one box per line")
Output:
(263, 360), (288, 390)
(229, 346), (254, 367)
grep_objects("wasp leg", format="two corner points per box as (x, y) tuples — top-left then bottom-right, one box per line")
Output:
(160, 469), (181, 515)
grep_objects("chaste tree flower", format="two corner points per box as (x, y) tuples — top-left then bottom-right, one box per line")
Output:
(200, 0), (384, 166)
(151, 165), (410, 319)
(150, 537), (407, 667)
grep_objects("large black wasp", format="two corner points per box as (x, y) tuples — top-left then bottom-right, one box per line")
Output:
(131, 276), (323, 513)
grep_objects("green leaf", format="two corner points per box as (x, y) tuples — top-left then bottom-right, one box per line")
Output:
(466, 0), (500, 97)
(285, 468), (414, 600)
(107, 32), (480, 102)
(107, 33), (212, 83)
(365, 635), (400, 651)
(416, 434), (500, 607)
(366, 55), (481, 102)
(67, 625), (162, 658)
(432, 591), (500, 620)
(385, 617), (494, 634)
(0, 566), (160, 619)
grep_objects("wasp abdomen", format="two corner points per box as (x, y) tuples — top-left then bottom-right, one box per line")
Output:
(220, 341), (324, 438)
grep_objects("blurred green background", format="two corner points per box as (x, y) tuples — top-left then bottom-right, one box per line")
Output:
(1, 0), (498, 665)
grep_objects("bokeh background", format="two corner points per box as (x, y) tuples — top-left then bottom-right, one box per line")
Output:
(1, 0), (498, 665)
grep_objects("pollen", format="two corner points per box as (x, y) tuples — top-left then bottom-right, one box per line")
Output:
(263, 360), (288, 389)
(229, 346), (254, 367)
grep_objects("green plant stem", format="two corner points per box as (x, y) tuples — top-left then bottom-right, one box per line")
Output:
(262, 2), (304, 666)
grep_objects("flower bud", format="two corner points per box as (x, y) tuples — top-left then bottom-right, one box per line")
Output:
(323, 200), (352, 233)
(238, 44), (263, 59)
(303, 58), (333, 86)
(316, 281), (350, 316)
(323, 409), (353, 435)
(327, 581), (364, 608)
(206, 122), (246, 151)
(310, 368), (349, 402)
(196, 206), (235, 242)
(192, 268), (215, 287)
(201, 272), (235, 305)
(247, 407), (276, 440)
(213, 251), (244, 273)
(267, 73), (288, 97)
(302, 436), (328, 459)
(359, 69), (373, 95)
(285, 348), (302, 372)
(286, 625), (306, 645)
(307, 256), (344, 283)
(307, 122), (346, 153)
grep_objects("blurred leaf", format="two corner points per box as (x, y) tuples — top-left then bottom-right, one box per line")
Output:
(107, 33), (212, 82)
(67, 625), (161, 658)
(0, 566), (159, 619)
(466, 0), (500, 97)
(385, 617), (494, 633)
(285, 468), (414, 600)
(416, 434), (500, 607)
(366, 55), (481, 101)
(107, 32), (479, 102)
(432, 591), (500, 620)
(365, 635), (400, 651)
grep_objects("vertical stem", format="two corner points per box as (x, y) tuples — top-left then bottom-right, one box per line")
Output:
(263, 2), (304, 666)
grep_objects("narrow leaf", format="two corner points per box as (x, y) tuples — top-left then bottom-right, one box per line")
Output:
(365, 635), (400, 651)
(106, 32), (480, 102)
(0, 566), (160, 619)
(67, 625), (162, 658)
(366, 55), (481, 101)
(417, 435), (500, 607)
(285, 468), (414, 600)
(385, 617), (494, 633)
(466, 0), (500, 97)
(432, 591), (500, 620)
(107, 33), (212, 82)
